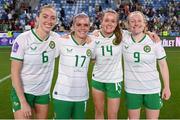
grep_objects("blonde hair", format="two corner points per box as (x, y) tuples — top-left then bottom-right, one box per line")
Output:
(38, 4), (57, 16)
(35, 4), (57, 29)
(127, 11), (148, 32)
(72, 12), (90, 25)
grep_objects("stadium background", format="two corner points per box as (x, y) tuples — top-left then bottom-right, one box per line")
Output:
(0, 0), (179, 118)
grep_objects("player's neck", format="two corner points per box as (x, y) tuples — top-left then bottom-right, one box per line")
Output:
(131, 32), (145, 43)
(73, 34), (86, 45)
(35, 28), (50, 41)
(100, 30), (113, 38)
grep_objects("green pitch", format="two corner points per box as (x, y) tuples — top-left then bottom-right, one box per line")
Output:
(0, 47), (180, 119)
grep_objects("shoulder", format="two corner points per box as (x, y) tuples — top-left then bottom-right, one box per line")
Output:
(122, 30), (131, 38)
(14, 30), (31, 44)
(50, 31), (61, 37)
(16, 30), (31, 39)
(144, 35), (156, 44)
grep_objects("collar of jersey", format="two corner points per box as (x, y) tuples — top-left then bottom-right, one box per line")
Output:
(31, 29), (49, 42)
(131, 34), (146, 43)
(71, 34), (86, 46)
(100, 31), (114, 38)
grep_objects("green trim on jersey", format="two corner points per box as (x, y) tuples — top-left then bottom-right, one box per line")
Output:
(31, 29), (49, 42)
(10, 57), (23, 61)
(131, 34), (146, 43)
(100, 31), (114, 38)
(157, 56), (167, 60)
(71, 34), (86, 46)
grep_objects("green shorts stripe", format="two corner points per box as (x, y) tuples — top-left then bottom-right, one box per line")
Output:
(91, 80), (122, 98)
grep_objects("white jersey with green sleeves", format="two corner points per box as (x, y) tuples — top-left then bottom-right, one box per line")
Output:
(122, 33), (166, 94)
(10, 29), (59, 95)
(92, 31), (123, 83)
(53, 34), (96, 101)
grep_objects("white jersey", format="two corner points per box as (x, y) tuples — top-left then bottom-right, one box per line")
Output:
(122, 34), (166, 94)
(10, 29), (59, 95)
(92, 32), (123, 83)
(53, 35), (96, 101)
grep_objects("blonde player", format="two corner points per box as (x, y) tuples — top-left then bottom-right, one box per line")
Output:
(10, 5), (59, 119)
(52, 13), (96, 119)
(91, 9), (161, 119)
(122, 11), (171, 119)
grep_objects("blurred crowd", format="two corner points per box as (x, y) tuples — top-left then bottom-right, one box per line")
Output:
(0, 0), (179, 36)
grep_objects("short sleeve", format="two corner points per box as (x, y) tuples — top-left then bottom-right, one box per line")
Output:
(155, 41), (166, 60)
(53, 33), (62, 58)
(10, 35), (26, 61)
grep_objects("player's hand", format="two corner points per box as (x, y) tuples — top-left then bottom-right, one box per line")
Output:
(162, 87), (171, 100)
(21, 101), (32, 118)
(146, 31), (161, 43)
(92, 30), (100, 37)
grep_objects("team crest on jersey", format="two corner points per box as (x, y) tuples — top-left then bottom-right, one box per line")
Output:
(49, 41), (55, 49)
(112, 38), (118, 45)
(144, 45), (151, 53)
(86, 49), (92, 57)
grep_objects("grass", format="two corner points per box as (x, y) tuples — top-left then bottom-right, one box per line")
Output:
(0, 47), (180, 119)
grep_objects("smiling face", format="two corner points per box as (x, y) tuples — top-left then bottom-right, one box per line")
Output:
(128, 11), (147, 35)
(36, 6), (57, 34)
(101, 11), (118, 36)
(73, 14), (90, 40)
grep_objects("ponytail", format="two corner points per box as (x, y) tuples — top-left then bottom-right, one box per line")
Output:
(113, 23), (122, 45)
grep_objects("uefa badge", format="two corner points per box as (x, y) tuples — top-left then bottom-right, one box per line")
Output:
(12, 42), (19, 53)
(86, 49), (92, 57)
(49, 41), (55, 49)
(144, 45), (151, 53)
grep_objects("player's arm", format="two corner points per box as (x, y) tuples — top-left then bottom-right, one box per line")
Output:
(123, 29), (161, 43)
(158, 59), (171, 100)
(91, 29), (100, 37)
(11, 60), (32, 118)
(146, 31), (161, 43)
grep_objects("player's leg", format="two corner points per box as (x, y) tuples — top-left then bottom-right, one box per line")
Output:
(144, 93), (162, 119)
(107, 98), (120, 119)
(34, 104), (48, 119)
(10, 88), (34, 119)
(106, 82), (122, 119)
(72, 101), (87, 119)
(53, 99), (73, 119)
(34, 94), (50, 119)
(146, 109), (160, 119)
(125, 92), (143, 119)
(91, 80), (105, 119)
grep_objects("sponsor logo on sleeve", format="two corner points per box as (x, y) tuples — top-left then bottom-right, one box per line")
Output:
(12, 42), (19, 53)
